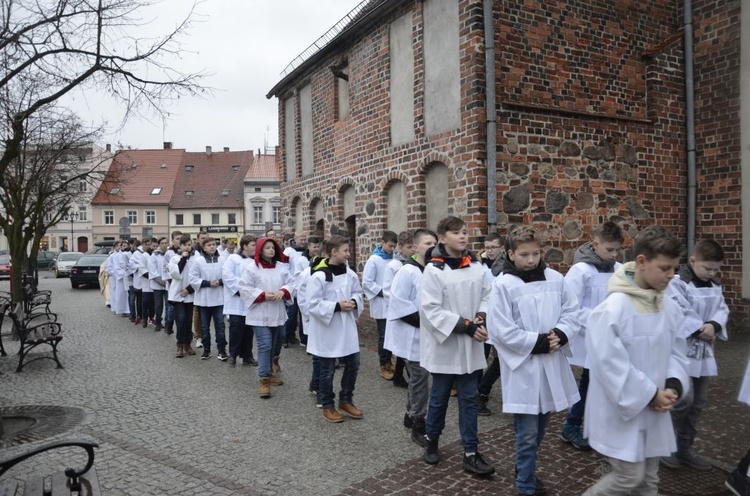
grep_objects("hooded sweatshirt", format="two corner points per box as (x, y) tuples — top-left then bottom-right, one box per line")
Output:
(238, 237), (292, 327)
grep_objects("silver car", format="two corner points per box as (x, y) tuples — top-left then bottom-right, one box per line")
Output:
(54, 252), (84, 278)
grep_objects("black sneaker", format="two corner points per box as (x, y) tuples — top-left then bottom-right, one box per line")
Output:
(463, 452), (495, 476)
(288, 336), (300, 346)
(478, 394), (492, 416)
(228, 354), (236, 365)
(424, 438), (439, 465)
(725, 468), (750, 496)
(217, 351), (228, 362)
(393, 376), (409, 389)
(403, 412), (414, 429)
(243, 356), (258, 366)
(201, 349), (211, 360)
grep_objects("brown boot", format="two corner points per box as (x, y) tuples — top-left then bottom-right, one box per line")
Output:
(323, 407), (344, 423)
(269, 373), (284, 386)
(272, 356), (282, 373)
(184, 344), (195, 356)
(339, 403), (364, 419)
(259, 378), (271, 398)
(380, 364), (394, 381)
(175, 343), (184, 358)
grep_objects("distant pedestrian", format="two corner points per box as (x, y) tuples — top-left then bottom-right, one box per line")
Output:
(363, 230), (397, 381)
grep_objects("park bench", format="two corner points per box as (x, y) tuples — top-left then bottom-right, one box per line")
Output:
(0, 440), (101, 496)
(8, 309), (62, 373)
(0, 294), (10, 357)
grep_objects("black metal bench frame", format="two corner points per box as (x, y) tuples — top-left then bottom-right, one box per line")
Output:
(0, 440), (100, 496)
(8, 311), (63, 373)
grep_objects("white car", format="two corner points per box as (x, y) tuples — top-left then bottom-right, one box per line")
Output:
(54, 252), (84, 278)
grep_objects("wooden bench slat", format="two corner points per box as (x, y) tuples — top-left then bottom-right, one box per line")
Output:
(50, 471), (67, 496)
(22, 476), (45, 496)
(0, 480), (18, 496)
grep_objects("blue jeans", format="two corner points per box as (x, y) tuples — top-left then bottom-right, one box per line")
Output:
(152, 289), (166, 326)
(165, 300), (174, 325)
(199, 305), (226, 352)
(128, 287), (141, 319)
(478, 354), (501, 396)
(319, 352), (360, 408)
(310, 354), (321, 391)
(514, 412), (551, 495)
(566, 367), (589, 426)
(284, 299), (298, 340)
(173, 301), (193, 345)
(228, 314), (254, 360)
(426, 371), (481, 453)
(273, 322), (284, 358)
(141, 291), (152, 324)
(376, 319), (392, 366)
(254, 326), (281, 378)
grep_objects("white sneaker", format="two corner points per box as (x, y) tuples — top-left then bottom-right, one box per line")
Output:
(195, 340), (203, 348)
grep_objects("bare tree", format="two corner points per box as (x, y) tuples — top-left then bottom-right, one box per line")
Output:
(0, 0), (206, 301)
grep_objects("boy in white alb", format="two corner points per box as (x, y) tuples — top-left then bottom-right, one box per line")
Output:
(560, 221), (624, 451)
(725, 358), (750, 495)
(189, 237), (227, 361)
(384, 229), (436, 446)
(222, 235), (257, 366)
(148, 237), (169, 333)
(419, 216), (494, 476)
(661, 239), (730, 470)
(306, 235), (364, 423)
(584, 226), (690, 495)
(383, 230), (415, 388)
(488, 226), (580, 495)
(362, 230), (397, 380)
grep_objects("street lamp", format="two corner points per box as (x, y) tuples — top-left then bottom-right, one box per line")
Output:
(64, 211), (78, 251)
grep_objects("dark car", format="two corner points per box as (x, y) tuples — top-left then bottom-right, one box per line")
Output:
(70, 254), (108, 288)
(0, 255), (10, 279)
(87, 240), (116, 255)
(37, 250), (58, 269)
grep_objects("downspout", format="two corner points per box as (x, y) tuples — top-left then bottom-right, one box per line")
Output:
(684, 0), (696, 254)
(484, 0), (497, 234)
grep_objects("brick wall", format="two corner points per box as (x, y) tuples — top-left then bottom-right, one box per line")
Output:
(273, 0), (746, 322)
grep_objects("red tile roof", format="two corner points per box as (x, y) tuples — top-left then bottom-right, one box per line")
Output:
(245, 153), (279, 181)
(92, 149), (185, 205)
(170, 150), (253, 209)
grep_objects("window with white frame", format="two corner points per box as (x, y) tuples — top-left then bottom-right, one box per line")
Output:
(175, 214), (184, 226)
(193, 213), (201, 225)
(253, 205), (263, 224)
(77, 205), (88, 221)
(227, 213), (236, 225)
(104, 210), (114, 225)
(78, 179), (87, 192)
(127, 210), (137, 225)
(145, 210), (156, 224)
(211, 213), (220, 225)
(272, 206), (280, 224)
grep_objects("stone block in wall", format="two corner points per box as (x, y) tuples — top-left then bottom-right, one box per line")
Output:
(503, 183), (530, 214)
(559, 141), (581, 157)
(625, 198), (651, 219)
(546, 191), (570, 214)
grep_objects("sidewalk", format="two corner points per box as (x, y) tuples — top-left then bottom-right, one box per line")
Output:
(0, 277), (748, 495)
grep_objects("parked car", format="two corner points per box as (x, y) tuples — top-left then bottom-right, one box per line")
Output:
(53, 252), (83, 278)
(36, 250), (58, 270)
(87, 240), (116, 255)
(0, 255), (10, 279)
(70, 254), (109, 288)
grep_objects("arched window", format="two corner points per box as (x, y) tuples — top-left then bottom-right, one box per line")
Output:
(425, 163), (448, 230)
(386, 180), (407, 233)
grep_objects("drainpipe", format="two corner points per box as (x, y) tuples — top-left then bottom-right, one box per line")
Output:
(484, 0), (497, 235)
(684, 0), (696, 254)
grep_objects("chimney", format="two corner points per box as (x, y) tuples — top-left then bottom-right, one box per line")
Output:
(106, 143), (111, 152)
(163, 142), (172, 149)
(206, 146), (212, 155)
(223, 147), (230, 152)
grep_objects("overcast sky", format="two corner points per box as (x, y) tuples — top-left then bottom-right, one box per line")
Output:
(62, 0), (363, 153)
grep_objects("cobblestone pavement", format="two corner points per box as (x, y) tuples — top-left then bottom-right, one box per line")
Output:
(0, 276), (748, 495)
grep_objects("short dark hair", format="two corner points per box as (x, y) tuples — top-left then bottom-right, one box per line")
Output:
(326, 235), (349, 254)
(507, 226), (541, 251)
(397, 231), (413, 246)
(633, 226), (682, 260)
(484, 233), (501, 244)
(157, 237), (167, 244)
(308, 236), (322, 245)
(413, 228), (438, 244)
(593, 221), (625, 244)
(382, 230), (398, 244)
(198, 230), (208, 237)
(179, 234), (192, 245)
(283, 233), (294, 242)
(171, 230), (183, 240)
(150, 237), (158, 244)
(436, 216), (466, 236)
(203, 236), (216, 245)
(693, 239), (724, 262)
(239, 235), (256, 250)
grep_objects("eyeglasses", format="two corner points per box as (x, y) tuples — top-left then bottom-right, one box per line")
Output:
(485, 245), (502, 250)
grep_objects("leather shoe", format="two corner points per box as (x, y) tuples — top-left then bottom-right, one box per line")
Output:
(463, 452), (495, 476)
(323, 407), (344, 423)
(424, 438), (439, 465)
(339, 403), (363, 419)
